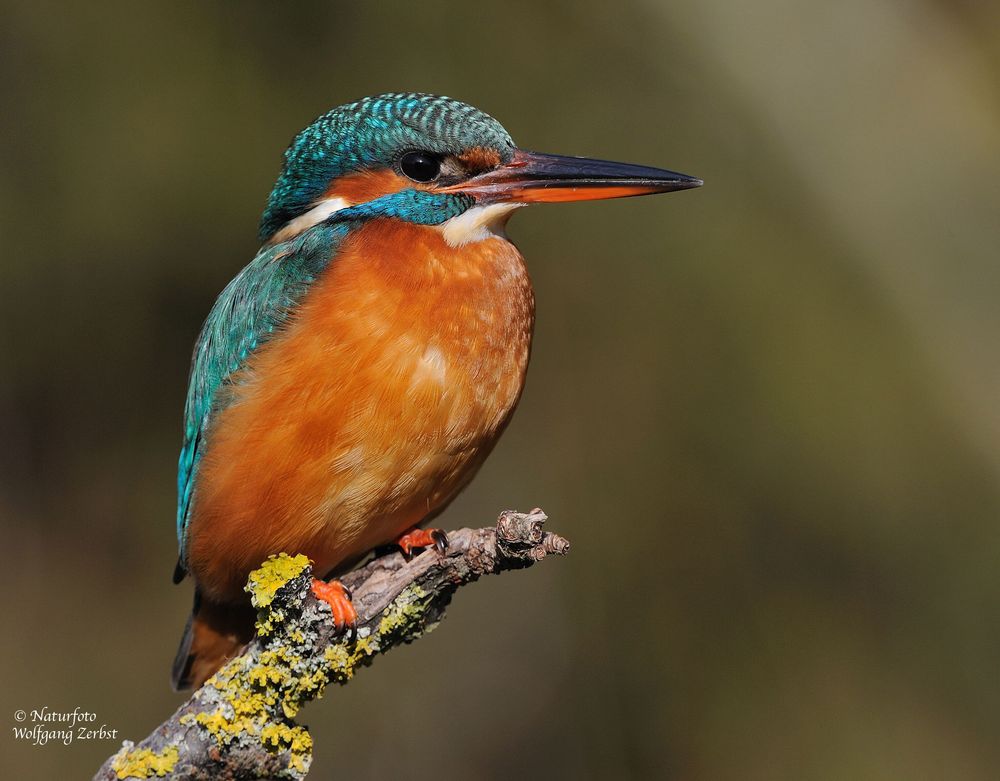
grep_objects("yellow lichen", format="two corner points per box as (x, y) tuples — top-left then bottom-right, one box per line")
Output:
(187, 636), (318, 774)
(260, 723), (313, 772)
(111, 744), (179, 779)
(246, 553), (311, 608)
(247, 663), (286, 688)
(181, 556), (436, 778)
(378, 584), (429, 638)
(323, 635), (376, 682)
(245, 553), (311, 635)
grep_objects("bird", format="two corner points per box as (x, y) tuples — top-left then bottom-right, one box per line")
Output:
(170, 92), (701, 690)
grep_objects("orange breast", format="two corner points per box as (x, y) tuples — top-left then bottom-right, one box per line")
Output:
(185, 220), (534, 603)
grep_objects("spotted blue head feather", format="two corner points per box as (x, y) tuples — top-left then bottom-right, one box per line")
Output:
(258, 92), (516, 242)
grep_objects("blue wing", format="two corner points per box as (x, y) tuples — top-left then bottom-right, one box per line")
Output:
(175, 222), (350, 566)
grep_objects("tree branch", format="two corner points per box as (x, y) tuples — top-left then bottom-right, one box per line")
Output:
(94, 509), (569, 780)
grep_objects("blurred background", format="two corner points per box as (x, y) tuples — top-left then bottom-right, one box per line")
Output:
(3, 1), (1000, 778)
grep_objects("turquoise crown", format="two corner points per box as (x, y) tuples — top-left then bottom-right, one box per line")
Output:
(258, 93), (516, 241)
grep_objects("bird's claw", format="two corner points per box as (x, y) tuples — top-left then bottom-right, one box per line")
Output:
(310, 578), (358, 634)
(430, 528), (449, 555)
(396, 527), (450, 559)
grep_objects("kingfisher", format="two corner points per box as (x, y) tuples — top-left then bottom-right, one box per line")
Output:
(170, 92), (700, 690)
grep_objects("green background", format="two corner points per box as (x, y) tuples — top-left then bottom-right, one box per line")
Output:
(3, 1), (1000, 778)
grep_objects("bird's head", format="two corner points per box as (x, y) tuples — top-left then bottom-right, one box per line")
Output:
(259, 92), (701, 246)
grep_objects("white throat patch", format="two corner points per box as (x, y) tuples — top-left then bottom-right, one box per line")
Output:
(439, 203), (523, 248)
(270, 197), (523, 248)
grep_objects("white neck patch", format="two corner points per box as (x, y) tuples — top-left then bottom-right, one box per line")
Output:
(269, 196), (352, 244)
(438, 203), (523, 248)
(270, 196), (523, 249)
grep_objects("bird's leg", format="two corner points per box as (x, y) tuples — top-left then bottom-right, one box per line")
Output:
(395, 527), (449, 558)
(310, 579), (357, 632)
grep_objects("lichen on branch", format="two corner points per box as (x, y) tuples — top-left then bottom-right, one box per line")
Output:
(94, 509), (568, 781)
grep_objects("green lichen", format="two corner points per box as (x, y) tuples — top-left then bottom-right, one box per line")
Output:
(378, 584), (435, 642)
(111, 744), (179, 779)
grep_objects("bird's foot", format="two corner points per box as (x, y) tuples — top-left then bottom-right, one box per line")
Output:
(395, 527), (449, 558)
(310, 579), (357, 632)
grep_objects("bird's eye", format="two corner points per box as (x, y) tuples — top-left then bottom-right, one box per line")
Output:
(399, 151), (441, 183)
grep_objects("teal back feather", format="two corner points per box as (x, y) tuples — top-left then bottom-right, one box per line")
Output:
(176, 221), (347, 558)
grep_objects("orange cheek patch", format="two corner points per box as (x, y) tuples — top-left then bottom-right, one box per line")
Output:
(322, 168), (417, 204)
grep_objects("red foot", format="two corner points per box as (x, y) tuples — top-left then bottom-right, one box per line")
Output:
(310, 579), (357, 631)
(395, 527), (449, 558)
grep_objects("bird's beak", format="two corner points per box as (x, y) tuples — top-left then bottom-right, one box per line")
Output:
(443, 149), (702, 204)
